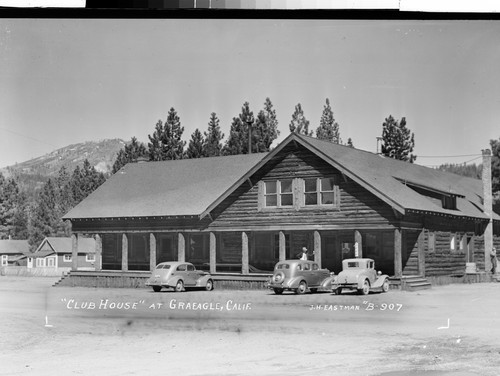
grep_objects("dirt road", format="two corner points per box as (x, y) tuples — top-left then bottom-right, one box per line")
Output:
(1, 277), (499, 376)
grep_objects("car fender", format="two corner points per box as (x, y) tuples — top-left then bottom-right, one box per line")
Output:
(320, 275), (336, 289)
(286, 275), (306, 288)
(165, 275), (183, 287)
(357, 277), (370, 289)
(194, 274), (212, 287)
(371, 274), (389, 289)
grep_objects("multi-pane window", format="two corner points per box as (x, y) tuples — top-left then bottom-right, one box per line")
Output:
(265, 180), (293, 207)
(63, 254), (72, 262)
(304, 177), (338, 206)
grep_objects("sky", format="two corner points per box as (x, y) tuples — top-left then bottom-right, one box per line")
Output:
(1, 18), (500, 169)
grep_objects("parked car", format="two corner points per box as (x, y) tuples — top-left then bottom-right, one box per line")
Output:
(267, 259), (336, 295)
(331, 258), (389, 295)
(146, 261), (214, 292)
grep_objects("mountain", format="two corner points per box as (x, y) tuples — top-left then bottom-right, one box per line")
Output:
(0, 139), (126, 194)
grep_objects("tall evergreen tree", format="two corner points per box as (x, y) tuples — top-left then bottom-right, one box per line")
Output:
(203, 112), (224, 157)
(185, 129), (205, 159)
(28, 179), (58, 250)
(289, 103), (313, 136)
(148, 120), (166, 161)
(0, 175), (28, 239)
(112, 137), (148, 173)
(147, 108), (186, 160)
(251, 97), (280, 152)
(381, 115), (416, 163)
(223, 102), (254, 155)
(316, 98), (340, 143)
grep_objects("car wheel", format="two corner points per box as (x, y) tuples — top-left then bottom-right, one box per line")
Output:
(382, 279), (389, 293)
(334, 287), (342, 295)
(152, 286), (161, 293)
(175, 280), (184, 292)
(358, 279), (370, 295)
(205, 279), (214, 291)
(295, 281), (307, 295)
(273, 288), (284, 295)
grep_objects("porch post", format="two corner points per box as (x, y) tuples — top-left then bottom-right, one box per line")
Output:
(149, 233), (157, 271)
(354, 230), (363, 258)
(313, 231), (321, 267)
(121, 233), (128, 272)
(71, 233), (79, 271)
(417, 229), (425, 277)
(94, 234), (102, 271)
(394, 228), (402, 278)
(279, 231), (286, 261)
(242, 231), (249, 274)
(178, 233), (185, 262)
(209, 232), (216, 274)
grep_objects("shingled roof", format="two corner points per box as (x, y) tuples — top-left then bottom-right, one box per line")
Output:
(34, 237), (96, 255)
(63, 153), (267, 219)
(0, 239), (29, 255)
(63, 133), (497, 223)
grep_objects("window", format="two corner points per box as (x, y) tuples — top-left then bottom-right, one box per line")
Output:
(312, 263), (319, 271)
(36, 258), (45, 267)
(304, 177), (338, 206)
(177, 264), (187, 272)
(187, 264), (195, 272)
(46, 257), (55, 267)
(63, 254), (72, 262)
(264, 180), (293, 208)
(303, 263), (311, 271)
(428, 232), (435, 253)
(86, 254), (95, 262)
(1, 255), (8, 266)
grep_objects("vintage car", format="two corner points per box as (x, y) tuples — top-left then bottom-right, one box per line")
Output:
(145, 261), (214, 292)
(331, 258), (389, 295)
(267, 259), (336, 295)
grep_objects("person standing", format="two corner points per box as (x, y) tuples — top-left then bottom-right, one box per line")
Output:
(491, 247), (497, 274)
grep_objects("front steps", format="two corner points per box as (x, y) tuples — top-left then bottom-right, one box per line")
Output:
(400, 275), (432, 291)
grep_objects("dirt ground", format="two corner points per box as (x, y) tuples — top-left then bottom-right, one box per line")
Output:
(1, 277), (499, 376)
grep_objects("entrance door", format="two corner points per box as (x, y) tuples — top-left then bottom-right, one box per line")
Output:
(321, 235), (337, 272)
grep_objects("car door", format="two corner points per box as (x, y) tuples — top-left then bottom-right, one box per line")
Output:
(185, 264), (197, 286)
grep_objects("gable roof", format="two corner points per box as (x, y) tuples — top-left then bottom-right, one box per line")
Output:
(34, 237), (96, 254)
(63, 133), (497, 223)
(63, 154), (267, 219)
(0, 239), (29, 255)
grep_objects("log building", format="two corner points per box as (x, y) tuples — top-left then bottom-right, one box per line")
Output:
(63, 133), (500, 284)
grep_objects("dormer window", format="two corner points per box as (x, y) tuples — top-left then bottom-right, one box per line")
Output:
(442, 195), (457, 210)
(264, 179), (293, 208)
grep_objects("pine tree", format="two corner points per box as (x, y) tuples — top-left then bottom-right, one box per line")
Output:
(381, 115), (416, 163)
(289, 103), (313, 136)
(28, 179), (58, 250)
(112, 137), (148, 173)
(316, 98), (340, 143)
(185, 129), (205, 159)
(203, 112), (224, 157)
(223, 102), (254, 155)
(252, 97), (280, 152)
(147, 108), (186, 160)
(0, 175), (28, 239)
(148, 120), (166, 161)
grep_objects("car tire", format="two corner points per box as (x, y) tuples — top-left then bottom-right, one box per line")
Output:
(382, 279), (389, 293)
(205, 279), (214, 291)
(358, 279), (370, 295)
(295, 281), (307, 295)
(175, 280), (184, 292)
(152, 286), (161, 293)
(334, 287), (342, 295)
(273, 288), (284, 295)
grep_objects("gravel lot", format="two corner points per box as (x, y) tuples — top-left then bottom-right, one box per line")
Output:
(1, 276), (499, 376)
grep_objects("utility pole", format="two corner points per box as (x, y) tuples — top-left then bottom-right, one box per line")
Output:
(246, 114), (254, 154)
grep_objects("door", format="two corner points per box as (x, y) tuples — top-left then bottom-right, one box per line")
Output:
(321, 234), (337, 273)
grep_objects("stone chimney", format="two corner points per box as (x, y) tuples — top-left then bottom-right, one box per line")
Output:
(482, 149), (493, 273)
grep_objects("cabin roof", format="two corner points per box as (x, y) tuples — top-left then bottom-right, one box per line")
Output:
(63, 153), (267, 219)
(0, 239), (29, 255)
(63, 133), (497, 222)
(34, 237), (96, 254)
